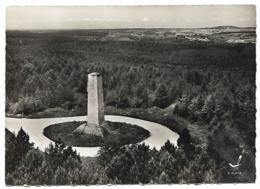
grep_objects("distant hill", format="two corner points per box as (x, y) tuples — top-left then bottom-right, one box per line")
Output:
(204, 26), (255, 30)
(210, 26), (240, 29)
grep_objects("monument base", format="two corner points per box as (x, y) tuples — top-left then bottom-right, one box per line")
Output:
(73, 123), (107, 137)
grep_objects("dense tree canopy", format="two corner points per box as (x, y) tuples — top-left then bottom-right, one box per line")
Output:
(6, 129), (227, 185)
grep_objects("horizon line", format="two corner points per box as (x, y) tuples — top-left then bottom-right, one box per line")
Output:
(6, 25), (256, 32)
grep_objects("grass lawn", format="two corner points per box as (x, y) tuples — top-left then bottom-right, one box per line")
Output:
(43, 121), (150, 147)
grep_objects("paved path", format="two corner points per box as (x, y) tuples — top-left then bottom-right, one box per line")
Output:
(5, 115), (179, 157)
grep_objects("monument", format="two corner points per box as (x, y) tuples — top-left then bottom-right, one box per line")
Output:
(73, 72), (105, 137)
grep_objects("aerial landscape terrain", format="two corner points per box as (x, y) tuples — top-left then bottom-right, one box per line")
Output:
(5, 26), (256, 184)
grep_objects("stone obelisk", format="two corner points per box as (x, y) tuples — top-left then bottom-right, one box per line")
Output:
(87, 72), (104, 126)
(73, 72), (105, 137)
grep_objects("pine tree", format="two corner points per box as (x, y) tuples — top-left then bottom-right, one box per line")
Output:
(5, 129), (17, 174)
(15, 127), (33, 159)
(153, 84), (169, 108)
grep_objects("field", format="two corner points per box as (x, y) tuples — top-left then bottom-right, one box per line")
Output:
(6, 26), (256, 183)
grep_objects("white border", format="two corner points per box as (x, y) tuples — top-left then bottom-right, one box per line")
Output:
(1, 1), (259, 189)
(3, 0), (260, 6)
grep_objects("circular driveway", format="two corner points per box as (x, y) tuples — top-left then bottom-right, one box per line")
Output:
(5, 115), (179, 157)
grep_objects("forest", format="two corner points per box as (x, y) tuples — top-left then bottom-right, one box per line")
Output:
(5, 127), (235, 184)
(6, 29), (256, 183)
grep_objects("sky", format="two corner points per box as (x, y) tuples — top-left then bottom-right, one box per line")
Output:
(6, 5), (256, 30)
